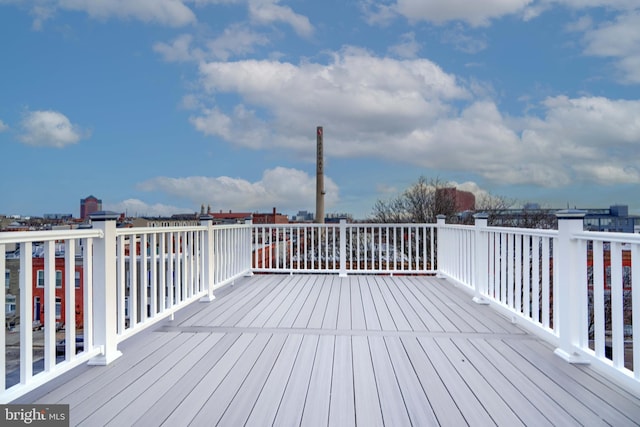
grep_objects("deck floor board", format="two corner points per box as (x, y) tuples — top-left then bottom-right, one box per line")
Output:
(14, 274), (640, 426)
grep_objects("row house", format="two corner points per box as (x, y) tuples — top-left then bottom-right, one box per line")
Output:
(5, 257), (85, 330)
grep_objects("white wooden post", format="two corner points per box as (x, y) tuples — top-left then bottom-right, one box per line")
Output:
(436, 215), (446, 278)
(554, 209), (589, 364)
(200, 214), (215, 302)
(88, 212), (122, 365)
(339, 219), (347, 277)
(245, 219), (254, 277)
(473, 213), (490, 305)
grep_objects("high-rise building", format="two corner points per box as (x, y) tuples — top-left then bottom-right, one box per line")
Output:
(80, 195), (102, 220)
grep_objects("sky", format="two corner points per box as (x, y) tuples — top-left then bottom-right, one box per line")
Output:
(1, 0), (639, 220)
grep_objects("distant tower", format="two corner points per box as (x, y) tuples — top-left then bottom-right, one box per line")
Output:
(315, 126), (325, 223)
(80, 195), (102, 220)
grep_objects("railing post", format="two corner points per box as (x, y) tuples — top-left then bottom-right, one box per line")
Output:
(473, 213), (490, 305)
(245, 219), (254, 277)
(88, 211), (122, 365)
(339, 219), (347, 277)
(435, 215), (446, 278)
(200, 214), (215, 302)
(554, 209), (588, 364)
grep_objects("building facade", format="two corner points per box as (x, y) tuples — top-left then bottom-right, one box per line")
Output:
(80, 195), (102, 220)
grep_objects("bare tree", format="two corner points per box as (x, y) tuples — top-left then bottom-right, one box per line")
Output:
(370, 176), (459, 223)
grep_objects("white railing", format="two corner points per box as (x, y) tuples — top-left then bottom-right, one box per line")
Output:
(572, 230), (640, 383)
(437, 211), (640, 395)
(0, 228), (103, 403)
(252, 221), (437, 275)
(2, 211), (638, 401)
(0, 213), (252, 402)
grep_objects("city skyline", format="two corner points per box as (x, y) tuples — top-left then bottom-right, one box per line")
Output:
(1, 1), (639, 219)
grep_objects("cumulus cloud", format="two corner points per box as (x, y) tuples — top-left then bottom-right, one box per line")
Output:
(582, 11), (640, 83)
(188, 47), (640, 188)
(18, 110), (87, 148)
(138, 167), (339, 212)
(193, 47), (469, 152)
(105, 199), (193, 217)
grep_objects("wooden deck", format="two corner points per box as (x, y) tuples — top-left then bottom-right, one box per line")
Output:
(17, 274), (640, 426)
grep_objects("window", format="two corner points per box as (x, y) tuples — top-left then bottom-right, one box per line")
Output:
(6, 294), (16, 314)
(75, 271), (81, 289)
(37, 270), (63, 287)
(55, 297), (62, 319)
(5, 269), (9, 289)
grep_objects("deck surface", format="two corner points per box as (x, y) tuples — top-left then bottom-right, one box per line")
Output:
(17, 274), (640, 426)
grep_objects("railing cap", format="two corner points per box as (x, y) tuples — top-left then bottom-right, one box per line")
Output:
(199, 214), (214, 221)
(436, 214), (446, 220)
(89, 211), (120, 221)
(555, 209), (587, 219)
(473, 212), (489, 219)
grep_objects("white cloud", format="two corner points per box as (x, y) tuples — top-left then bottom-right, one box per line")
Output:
(206, 24), (270, 60)
(105, 199), (193, 217)
(0, 119), (8, 132)
(18, 110), (86, 148)
(138, 167), (339, 212)
(58, 0), (196, 26)
(153, 34), (202, 62)
(195, 47), (469, 152)
(248, 0), (313, 37)
(582, 11), (640, 83)
(393, 0), (534, 27)
(388, 32), (421, 58)
(7, 0), (197, 28)
(441, 24), (488, 54)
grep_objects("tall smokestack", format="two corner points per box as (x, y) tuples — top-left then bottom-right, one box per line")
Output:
(315, 126), (325, 223)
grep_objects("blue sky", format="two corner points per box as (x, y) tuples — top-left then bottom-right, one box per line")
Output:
(1, 0), (639, 219)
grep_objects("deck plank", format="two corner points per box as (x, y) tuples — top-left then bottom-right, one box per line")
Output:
(367, 276), (397, 331)
(328, 335), (355, 426)
(234, 275), (297, 327)
(300, 335), (335, 426)
(321, 277), (340, 330)
(272, 334), (320, 426)
(509, 338), (640, 425)
(375, 276), (412, 331)
(104, 332), (226, 427)
(191, 333), (285, 426)
(14, 274), (640, 427)
(336, 277), (352, 330)
(359, 277), (382, 330)
(131, 333), (244, 426)
(383, 336), (440, 425)
(260, 275), (307, 328)
(307, 275), (333, 329)
(350, 277), (367, 330)
(244, 334), (304, 426)
(272, 275), (315, 328)
(352, 335), (384, 426)
(368, 336), (412, 425)
(159, 333), (259, 426)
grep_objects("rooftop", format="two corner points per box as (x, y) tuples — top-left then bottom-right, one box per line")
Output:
(15, 274), (640, 425)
